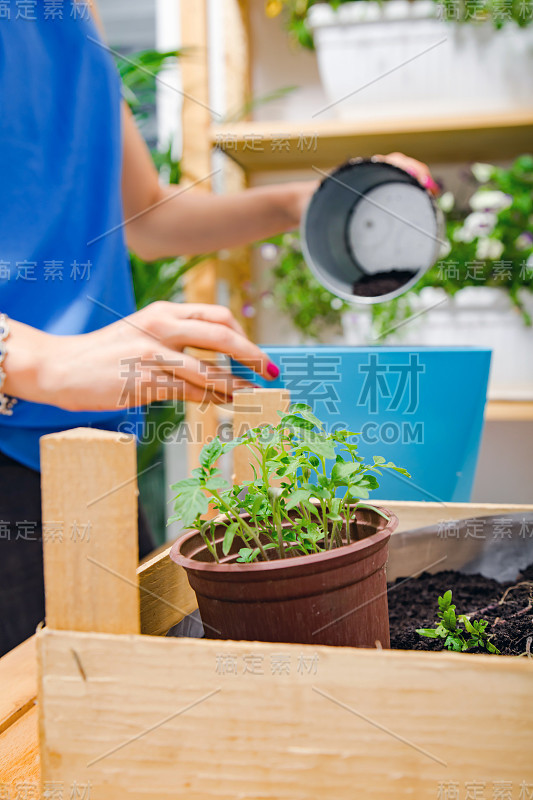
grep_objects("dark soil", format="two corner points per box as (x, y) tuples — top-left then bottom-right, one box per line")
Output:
(352, 269), (416, 297)
(388, 563), (533, 656)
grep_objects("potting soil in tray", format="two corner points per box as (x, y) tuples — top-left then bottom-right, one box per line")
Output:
(388, 562), (533, 656)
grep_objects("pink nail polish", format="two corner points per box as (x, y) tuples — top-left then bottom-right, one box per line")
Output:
(267, 362), (280, 379)
(423, 176), (439, 193)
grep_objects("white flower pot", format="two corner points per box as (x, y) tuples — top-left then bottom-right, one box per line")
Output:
(308, 0), (533, 120)
(342, 287), (533, 398)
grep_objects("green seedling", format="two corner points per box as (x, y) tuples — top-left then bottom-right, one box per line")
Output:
(169, 403), (409, 563)
(417, 589), (500, 654)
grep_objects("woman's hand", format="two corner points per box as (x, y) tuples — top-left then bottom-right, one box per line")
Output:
(289, 152), (439, 227)
(3, 302), (279, 412)
(371, 152), (439, 195)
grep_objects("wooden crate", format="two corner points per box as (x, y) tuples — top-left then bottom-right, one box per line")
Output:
(1, 390), (532, 798)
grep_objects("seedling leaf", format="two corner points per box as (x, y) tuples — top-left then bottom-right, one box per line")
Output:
(199, 438), (223, 468)
(222, 522), (239, 556)
(417, 589), (500, 654)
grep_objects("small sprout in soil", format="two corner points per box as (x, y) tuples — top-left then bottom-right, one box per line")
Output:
(169, 403), (410, 563)
(417, 590), (500, 654)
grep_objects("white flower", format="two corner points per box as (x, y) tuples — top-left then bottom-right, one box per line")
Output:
(469, 190), (512, 213)
(453, 227), (471, 243)
(454, 211), (498, 242)
(439, 239), (452, 258)
(515, 232), (533, 251)
(438, 191), (454, 213)
(471, 162), (494, 183)
(476, 238), (504, 260)
(330, 297), (343, 310)
(260, 243), (279, 261)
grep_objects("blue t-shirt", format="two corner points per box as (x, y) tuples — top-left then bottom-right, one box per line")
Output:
(0, 8), (143, 470)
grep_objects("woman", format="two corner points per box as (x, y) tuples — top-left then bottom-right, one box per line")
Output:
(0, 1), (435, 655)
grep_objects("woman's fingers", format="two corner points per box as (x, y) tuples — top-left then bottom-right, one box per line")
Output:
(182, 385), (229, 405)
(136, 376), (228, 407)
(165, 302), (247, 337)
(140, 311), (279, 382)
(144, 347), (255, 401)
(129, 350), (252, 407)
(146, 378), (227, 406)
(169, 319), (274, 380)
(167, 355), (255, 399)
(373, 152), (439, 195)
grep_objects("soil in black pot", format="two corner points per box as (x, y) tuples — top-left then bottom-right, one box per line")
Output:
(388, 562), (533, 656)
(352, 269), (416, 297)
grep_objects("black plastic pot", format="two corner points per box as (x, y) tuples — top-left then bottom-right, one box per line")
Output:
(301, 158), (444, 304)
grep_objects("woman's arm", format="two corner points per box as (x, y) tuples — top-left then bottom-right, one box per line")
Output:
(121, 105), (437, 261)
(120, 104), (317, 261)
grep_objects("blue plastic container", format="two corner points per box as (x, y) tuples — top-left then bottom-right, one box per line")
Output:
(232, 346), (491, 503)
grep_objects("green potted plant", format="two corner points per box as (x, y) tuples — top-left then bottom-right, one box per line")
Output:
(169, 404), (408, 647)
(266, 0), (533, 120)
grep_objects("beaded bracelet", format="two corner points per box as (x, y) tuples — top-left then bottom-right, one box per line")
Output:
(0, 313), (18, 416)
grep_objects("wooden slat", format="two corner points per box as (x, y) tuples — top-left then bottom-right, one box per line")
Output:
(211, 110), (533, 170)
(180, 0), (220, 472)
(485, 400), (533, 422)
(232, 388), (291, 483)
(225, 0), (252, 122)
(386, 502), (533, 583)
(37, 627), (533, 799)
(180, 0), (215, 190)
(138, 545), (197, 636)
(40, 428), (140, 635)
(217, 0), (254, 338)
(0, 637), (38, 788)
(381, 500), (533, 534)
(0, 705), (40, 788)
(0, 635), (37, 735)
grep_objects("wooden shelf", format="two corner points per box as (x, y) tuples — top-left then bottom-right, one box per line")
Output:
(485, 400), (533, 422)
(211, 110), (533, 171)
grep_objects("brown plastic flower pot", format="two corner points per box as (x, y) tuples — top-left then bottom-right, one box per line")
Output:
(169, 506), (398, 648)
